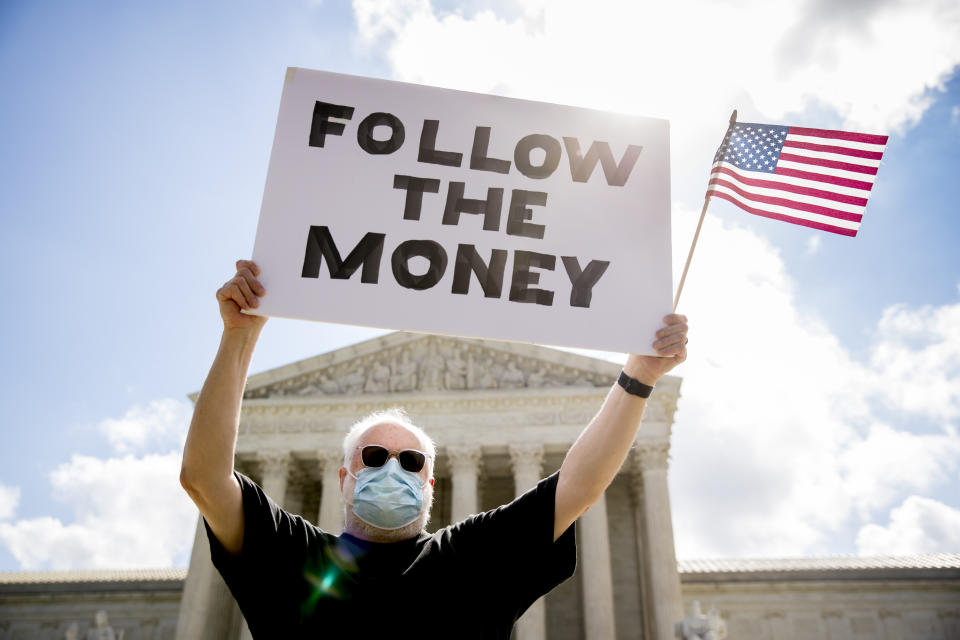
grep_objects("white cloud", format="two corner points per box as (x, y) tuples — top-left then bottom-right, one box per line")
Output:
(867, 294), (960, 423)
(353, 0), (960, 135)
(952, 105), (959, 125)
(658, 212), (960, 558)
(0, 400), (198, 570)
(857, 496), (960, 555)
(98, 398), (192, 455)
(840, 423), (960, 517)
(0, 452), (197, 570)
(0, 484), (20, 520)
(805, 235), (822, 255)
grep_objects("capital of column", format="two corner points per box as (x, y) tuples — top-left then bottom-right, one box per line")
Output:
(316, 448), (344, 473)
(508, 443), (544, 477)
(633, 442), (670, 472)
(447, 445), (483, 475)
(258, 450), (291, 476)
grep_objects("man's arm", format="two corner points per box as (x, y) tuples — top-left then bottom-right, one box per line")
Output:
(180, 260), (267, 554)
(553, 314), (688, 541)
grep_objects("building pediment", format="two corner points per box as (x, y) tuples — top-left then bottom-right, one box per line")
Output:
(240, 331), (625, 400)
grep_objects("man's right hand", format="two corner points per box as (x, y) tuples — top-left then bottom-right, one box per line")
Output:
(216, 259), (268, 331)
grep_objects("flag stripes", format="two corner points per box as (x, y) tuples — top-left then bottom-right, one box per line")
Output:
(707, 122), (888, 236)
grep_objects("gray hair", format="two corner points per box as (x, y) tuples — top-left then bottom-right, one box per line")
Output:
(341, 408), (436, 475)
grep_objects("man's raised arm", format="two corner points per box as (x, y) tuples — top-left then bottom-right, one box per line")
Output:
(180, 260), (267, 554)
(553, 314), (688, 541)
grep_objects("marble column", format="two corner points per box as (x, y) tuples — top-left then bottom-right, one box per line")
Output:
(509, 443), (546, 640)
(634, 443), (684, 640)
(878, 609), (903, 640)
(316, 449), (344, 534)
(580, 492), (616, 640)
(448, 445), (482, 522)
(174, 518), (236, 640)
(629, 470), (653, 640)
(259, 450), (291, 507)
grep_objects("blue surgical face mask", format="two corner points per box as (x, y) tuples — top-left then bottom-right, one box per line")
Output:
(348, 457), (426, 530)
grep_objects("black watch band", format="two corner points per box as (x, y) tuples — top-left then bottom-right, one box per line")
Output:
(617, 371), (654, 398)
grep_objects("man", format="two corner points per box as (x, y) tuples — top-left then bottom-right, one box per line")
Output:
(180, 260), (689, 639)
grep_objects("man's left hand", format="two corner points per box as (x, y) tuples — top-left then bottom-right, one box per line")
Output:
(623, 314), (689, 386)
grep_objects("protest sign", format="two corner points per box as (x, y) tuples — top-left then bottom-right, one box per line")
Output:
(249, 67), (672, 354)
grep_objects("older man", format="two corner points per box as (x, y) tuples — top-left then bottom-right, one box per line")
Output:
(180, 260), (688, 639)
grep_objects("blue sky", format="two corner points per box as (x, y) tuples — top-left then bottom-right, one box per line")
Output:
(1, 0), (958, 570)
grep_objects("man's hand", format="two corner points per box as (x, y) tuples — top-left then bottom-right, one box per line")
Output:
(216, 260), (268, 331)
(623, 314), (689, 385)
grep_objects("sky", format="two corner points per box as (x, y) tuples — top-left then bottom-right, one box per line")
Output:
(0, 0), (958, 571)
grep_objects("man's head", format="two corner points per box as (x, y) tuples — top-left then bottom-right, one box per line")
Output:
(339, 408), (436, 542)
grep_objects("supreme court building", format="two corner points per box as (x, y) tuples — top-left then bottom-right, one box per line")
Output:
(2, 332), (958, 639)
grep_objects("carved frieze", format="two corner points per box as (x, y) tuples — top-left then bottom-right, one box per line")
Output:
(243, 336), (612, 399)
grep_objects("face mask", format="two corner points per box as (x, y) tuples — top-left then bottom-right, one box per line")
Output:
(348, 457), (426, 530)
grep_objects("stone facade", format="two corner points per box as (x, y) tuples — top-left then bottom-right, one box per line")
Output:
(0, 570), (183, 639)
(2, 333), (958, 639)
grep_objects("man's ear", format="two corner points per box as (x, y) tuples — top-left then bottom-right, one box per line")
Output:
(339, 467), (347, 492)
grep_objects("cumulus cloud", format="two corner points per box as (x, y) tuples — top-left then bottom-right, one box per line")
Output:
(0, 484), (20, 521)
(857, 496), (960, 555)
(0, 400), (198, 570)
(352, 0), (960, 137)
(659, 211), (960, 558)
(98, 398), (192, 455)
(867, 292), (960, 423)
(0, 452), (197, 570)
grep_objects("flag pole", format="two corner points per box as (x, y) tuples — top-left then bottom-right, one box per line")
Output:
(673, 109), (737, 311)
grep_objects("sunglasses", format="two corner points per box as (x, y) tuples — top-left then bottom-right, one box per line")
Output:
(358, 444), (429, 473)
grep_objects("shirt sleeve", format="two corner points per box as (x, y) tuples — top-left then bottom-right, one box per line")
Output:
(442, 471), (577, 617)
(203, 471), (329, 631)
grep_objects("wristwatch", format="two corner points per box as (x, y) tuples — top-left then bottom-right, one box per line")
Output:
(617, 371), (654, 398)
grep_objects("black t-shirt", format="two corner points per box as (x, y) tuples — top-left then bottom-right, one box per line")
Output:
(205, 471), (577, 639)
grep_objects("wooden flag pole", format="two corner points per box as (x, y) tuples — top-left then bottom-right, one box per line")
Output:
(673, 194), (711, 311)
(673, 108), (737, 311)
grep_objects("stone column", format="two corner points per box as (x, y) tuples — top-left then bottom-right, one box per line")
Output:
(629, 471), (653, 640)
(174, 518), (236, 640)
(878, 609), (903, 640)
(765, 610), (789, 640)
(509, 444), (545, 640)
(823, 610), (849, 640)
(633, 443), (684, 640)
(580, 492), (616, 640)
(448, 445), (482, 522)
(258, 450), (291, 507)
(140, 617), (159, 640)
(316, 449), (344, 534)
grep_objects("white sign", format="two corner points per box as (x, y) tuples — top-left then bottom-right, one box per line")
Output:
(250, 67), (672, 354)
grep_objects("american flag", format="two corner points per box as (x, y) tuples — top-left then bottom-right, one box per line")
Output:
(706, 121), (888, 237)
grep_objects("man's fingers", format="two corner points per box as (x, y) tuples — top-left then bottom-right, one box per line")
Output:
(235, 259), (260, 277)
(653, 332), (686, 352)
(662, 313), (687, 325)
(217, 280), (255, 310)
(233, 276), (259, 308)
(236, 267), (266, 297)
(655, 323), (687, 340)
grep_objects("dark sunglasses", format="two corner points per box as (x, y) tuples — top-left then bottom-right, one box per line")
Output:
(358, 444), (428, 473)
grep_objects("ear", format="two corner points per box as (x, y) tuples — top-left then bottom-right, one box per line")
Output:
(339, 467), (347, 492)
